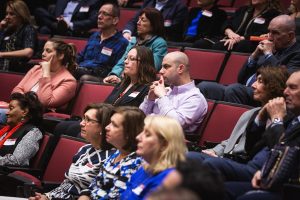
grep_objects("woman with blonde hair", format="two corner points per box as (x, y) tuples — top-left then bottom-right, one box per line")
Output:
(0, 0), (37, 72)
(120, 115), (187, 200)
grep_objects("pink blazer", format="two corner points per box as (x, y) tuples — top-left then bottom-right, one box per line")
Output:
(12, 65), (77, 109)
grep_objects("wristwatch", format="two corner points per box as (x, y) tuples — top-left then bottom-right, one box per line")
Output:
(272, 117), (283, 124)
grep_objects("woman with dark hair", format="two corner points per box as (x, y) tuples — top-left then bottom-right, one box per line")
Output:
(105, 46), (157, 106)
(188, 66), (289, 166)
(11, 38), (77, 110)
(104, 7), (167, 84)
(78, 106), (145, 200)
(0, 0), (37, 72)
(0, 91), (43, 166)
(29, 103), (115, 200)
(53, 46), (156, 137)
(209, 0), (281, 53)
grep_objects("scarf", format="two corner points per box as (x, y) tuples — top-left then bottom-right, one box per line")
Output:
(0, 121), (25, 149)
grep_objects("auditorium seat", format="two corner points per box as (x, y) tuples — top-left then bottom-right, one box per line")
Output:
(185, 99), (216, 142)
(53, 36), (88, 53)
(9, 135), (87, 190)
(233, 0), (250, 7)
(44, 82), (114, 120)
(118, 8), (138, 31)
(184, 48), (227, 82)
(0, 71), (24, 102)
(198, 101), (252, 146)
(0, 133), (55, 178)
(218, 52), (250, 85)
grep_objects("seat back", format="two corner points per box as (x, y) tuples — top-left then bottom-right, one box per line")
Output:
(184, 48), (227, 81)
(232, 0), (250, 7)
(168, 46), (183, 53)
(118, 8), (138, 31)
(198, 101), (251, 146)
(71, 82), (115, 117)
(0, 71), (24, 102)
(30, 133), (55, 171)
(42, 135), (87, 182)
(53, 36), (88, 53)
(186, 99), (216, 142)
(218, 52), (249, 85)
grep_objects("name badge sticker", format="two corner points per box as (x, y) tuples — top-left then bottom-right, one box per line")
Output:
(101, 47), (113, 56)
(129, 91), (140, 98)
(164, 20), (172, 27)
(202, 10), (213, 17)
(254, 17), (265, 24)
(4, 139), (17, 146)
(79, 6), (89, 12)
(132, 184), (145, 195)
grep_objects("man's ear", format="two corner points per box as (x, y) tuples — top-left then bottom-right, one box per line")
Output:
(113, 17), (119, 26)
(177, 64), (185, 74)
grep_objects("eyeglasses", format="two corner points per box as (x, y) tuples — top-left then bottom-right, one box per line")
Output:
(125, 56), (140, 62)
(82, 116), (100, 124)
(98, 11), (114, 17)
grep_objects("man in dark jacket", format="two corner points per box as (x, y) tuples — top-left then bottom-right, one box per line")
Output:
(198, 14), (300, 106)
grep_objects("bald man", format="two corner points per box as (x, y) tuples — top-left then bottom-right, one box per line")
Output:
(199, 15), (300, 106)
(139, 51), (207, 134)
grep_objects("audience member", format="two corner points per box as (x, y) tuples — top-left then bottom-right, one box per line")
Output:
(121, 115), (187, 200)
(75, 2), (129, 82)
(11, 38), (77, 110)
(163, 159), (225, 200)
(104, 7), (167, 84)
(54, 46), (156, 138)
(122, 0), (188, 42)
(78, 106), (145, 200)
(0, 92), (43, 167)
(34, 0), (102, 36)
(211, 0), (281, 53)
(139, 51), (207, 134)
(29, 103), (115, 200)
(289, 0), (300, 40)
(224, 70), (300, 200)
(198, 14), (300, 106)
(0, 0), (37, 73)
(183, 0), (227, 49)
(188, 66), (288, 166)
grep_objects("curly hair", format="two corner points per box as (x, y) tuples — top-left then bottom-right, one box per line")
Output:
(256, 66), (289, 101)
(48, 38), (78, 74)
(10, 91), (44, 126)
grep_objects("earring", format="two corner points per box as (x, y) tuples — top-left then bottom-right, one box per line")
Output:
(99, 132), (102, 135)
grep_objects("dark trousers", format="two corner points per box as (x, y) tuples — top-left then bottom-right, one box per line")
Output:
(211, 40), (258, 53)
(54, 120), (81, 138)
(187, 151), (257, 181)
(225, 182), (282, 200)
(34, 7), (57, 34)
(197, 82), (259, 107)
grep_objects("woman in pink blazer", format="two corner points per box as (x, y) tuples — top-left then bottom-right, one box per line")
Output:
(12, 38), (77, 110)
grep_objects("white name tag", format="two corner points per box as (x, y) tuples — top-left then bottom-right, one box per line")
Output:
(4, 36), (10, 41)
(129, 91), (140, 98)
(4, 139), (16, 146)
(79, 6), (89, 12)
(132, 184), (145, 195)
(164, 20), (172, 27)
(202, 10), (213, 17)
(254, 17), (265, 24)
(101, 47), (113, 56)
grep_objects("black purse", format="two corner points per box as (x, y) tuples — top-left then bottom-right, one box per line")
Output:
(260, 143), (300, 191)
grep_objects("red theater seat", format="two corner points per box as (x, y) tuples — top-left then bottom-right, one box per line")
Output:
(0, 71), (24, 102)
